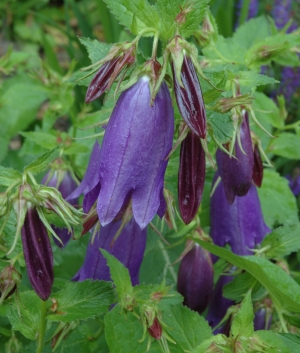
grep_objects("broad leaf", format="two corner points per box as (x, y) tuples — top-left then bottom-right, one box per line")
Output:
(230, 291), (254, 338)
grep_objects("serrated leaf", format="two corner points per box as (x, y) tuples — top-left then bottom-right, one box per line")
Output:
(253, 91), (284, 129)
(79, 37), (112, 64)
(207, 111), (234, 144)
(47, 280), (114, 322)
(103, 0), (160, 35)
(261, 224), (300, 259)
(162, 305), (212, 351)
(155, 0), (182, 41)
(279, 333), (300, 351)
(178, 0), (209, 39)
(7, 291), (43, 340)
(104, 305), (160, 353)
(227, 71), (278, 88)
(269, 133), (300, 160)
(20, 131), (57, 150)
(230, 291), (254, 338)
(223, 272), (258, 302)
(258, 169), (298, 228)
(193, 240), (300, 313)
(200, 70), (227, 104)
(0, 166), (22, 188)
(254, 331), (290, 353)
(24, 146), (60, 175)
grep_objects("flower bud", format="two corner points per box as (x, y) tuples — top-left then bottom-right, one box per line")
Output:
(21, 205), (54, 300)
(210, 173), (270, 256)
(172, 53), (206, 139)
(254, 308), (272, 331)
(73, 218), (147, 285)
(286, 168), (300, 197)
(0, 266), (21, 302)
(42, 170), (78, 247)
(85, 44), (135, 103)
(178, 131), (205, 224)
(177, 243), (213, 314)
(216, 112), (254, 204)
(147, 317), (162, 340)
(252, 144), (263, 188)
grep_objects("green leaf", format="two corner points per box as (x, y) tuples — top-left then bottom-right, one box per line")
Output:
(269, 133), (300, 160)
(47, 280), (114, 322)
(279, 333), (300, 351)
(223, 272), (258, 302)
(193, 240), (300, 313)
(104, 305), (160, 353)
(207, 111), (234, 144)
(100, 249), (133, 302)
(200, 70), (227, 104)
(261, 224), (300, 259)
(7, 291), (43, 340)
(79, 37), (112, 64)
(253, 91), (284, 129)
(20, 132), (57, 150)
(258, 169), (298, 228)
(178, 0), (209, 39)
(227, 71), (278, 88)
(0, 166), (22, 188)
(155, 0), (182, 41)
(230, 291), (254, 338)
(24, 146), (60, 175)
(162, 305), (212, 351)
(254, 331), (290, 353)
(103, 0), (161, 35)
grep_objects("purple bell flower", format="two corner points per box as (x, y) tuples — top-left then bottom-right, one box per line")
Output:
(70, 77), (174, 230)
(216, 112), (254, 205)
(206, 274), (234, 334)
(73, 218), (147, 285)
(42, 170), (78, 247)
(210, 173), (270, 256)
(177, 243), (213, 314)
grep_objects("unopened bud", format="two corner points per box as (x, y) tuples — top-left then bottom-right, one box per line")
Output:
(0, 266), (21, 301)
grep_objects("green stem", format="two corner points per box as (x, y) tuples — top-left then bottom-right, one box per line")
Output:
(36, 300), (48, 353)
(151, 33), (159, 59)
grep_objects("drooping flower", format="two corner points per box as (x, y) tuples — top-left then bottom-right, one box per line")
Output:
(210, 172), (270, 256)
(21, 205), (54, 300)
(42, 170), (78, 247)
(178, 131), (205, 224)
(172, 54), (206, 139)
(206, 274), (235, 334)
(70, 77), (174, 230)
(216, 112), (254, 204)
(177, 243), (213, 314)
(73, 218), (147, 285)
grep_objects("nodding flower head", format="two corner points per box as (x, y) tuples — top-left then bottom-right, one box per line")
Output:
(216, 112), (254, 205)
(69, 77), (174, 230)
(210, 172), (270, 256)
(73, 218), (147, 285)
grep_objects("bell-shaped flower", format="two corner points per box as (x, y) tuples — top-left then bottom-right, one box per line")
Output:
(73, 218), (147, 285)
(216, 112), (254, 204)
(177, 243), (213, 314)
(70, 76), (174, 230)
(42, 169), (78, 247)
(210, 172), (270, 256)
(21, 205), (54, 300)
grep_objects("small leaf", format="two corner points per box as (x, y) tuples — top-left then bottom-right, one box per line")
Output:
(79, 37), (112, 64)
(47, 280), (114, 322)
(279, 333), (300, 351)
(269, 133), (300, 160)
(20, 131), (57, 150)
(156, 0), (182, 41)
(230, 291), (254, 338)
(227, 71), (278, 88)
(261, 224), (300, 259)
(207, 111), (234, 144)
(223, 272), (258, 302)
(24, 146), (60, 175)
(0, 166), (22, 188)
(254, 331), (290, 353)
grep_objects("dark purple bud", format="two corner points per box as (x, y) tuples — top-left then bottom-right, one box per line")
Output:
(147, 317), (162, 340)
(178, 131), (205, 224)
(216, 112), (254, 204)
(210, 172), (270, 256)
(286, 169), (300, 197)
(172, 56), (206, 139)
(21, 206), (54, 300)
(85, 46), (135, 103)
(73, 218), (147, 285)
(96, 77), (174, 229)
(177, 243), (213, 314)
(0, 266), (21, 301)
(42, 170), (78, 247)
(252, 144), (263, 188)
(254, 308), (272, 331)
(206, 275), (234, 334)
